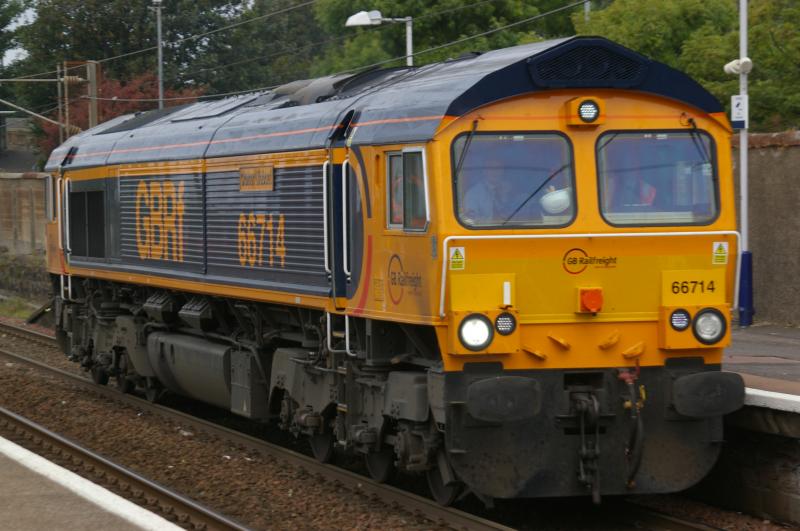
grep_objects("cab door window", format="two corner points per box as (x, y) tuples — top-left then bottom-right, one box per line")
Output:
(387, 149), (428, 231)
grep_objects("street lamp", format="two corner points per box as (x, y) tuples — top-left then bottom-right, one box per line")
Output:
(724, 0), (753, 327)
(345, 10), (414, 67)
(152, 0), (164, 109)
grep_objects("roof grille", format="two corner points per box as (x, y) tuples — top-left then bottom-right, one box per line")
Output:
(529, 45), (647, 88)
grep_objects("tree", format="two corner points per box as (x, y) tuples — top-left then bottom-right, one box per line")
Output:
(0, 0), (22, 64)
(309, 0), (553, 75)
(35, 72), (202, 159)
(574, 0), (800, 131)
(0, 0), (26, 104)
(181, 0), (324, 94)
(13, 0), (242, 112)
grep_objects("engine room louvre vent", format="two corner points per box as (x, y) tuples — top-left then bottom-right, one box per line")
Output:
(529, 45), (647, 88)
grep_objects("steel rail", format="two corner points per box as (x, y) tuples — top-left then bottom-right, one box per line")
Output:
(617, 502), (724, 531)
(0, 405), (249, 531)
(0, 334), (510, 531)
(0, 321), (57, 345)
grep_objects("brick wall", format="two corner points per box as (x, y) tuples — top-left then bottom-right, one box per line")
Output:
(734, 131), (800, 325)
(0, 174), (48, 255)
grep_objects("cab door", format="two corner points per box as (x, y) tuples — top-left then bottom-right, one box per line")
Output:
(328, 148), (365, 308)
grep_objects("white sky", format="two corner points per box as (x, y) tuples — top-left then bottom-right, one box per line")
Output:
(3, 8), (35, 66)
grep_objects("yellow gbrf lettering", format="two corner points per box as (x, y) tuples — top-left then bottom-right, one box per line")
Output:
(134, 179), (186, 262)
(276, 214), (286, 267)
(237, 211), (287, 269)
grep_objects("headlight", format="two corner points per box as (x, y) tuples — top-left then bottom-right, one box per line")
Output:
(692, 308), (726, 345)
(495, 312), (517, 336)
(670, 309), (691, 331)
(458, 314), (493, 351)
(578, 100), (600, 123)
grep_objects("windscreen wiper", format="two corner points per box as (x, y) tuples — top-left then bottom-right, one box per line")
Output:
(501, 163), (569, 225)
(687, 118), (711, 164)
(453, 119), (479, 185)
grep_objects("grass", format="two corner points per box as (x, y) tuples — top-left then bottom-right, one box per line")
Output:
(0, 295), (39, 319)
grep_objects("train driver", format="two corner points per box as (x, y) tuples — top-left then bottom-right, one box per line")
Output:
(460, 155), (516, 224)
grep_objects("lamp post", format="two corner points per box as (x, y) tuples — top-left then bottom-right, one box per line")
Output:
(345, 10), (414, 67)
(724, 0), (753, 327)
(153, 0), (164, 109)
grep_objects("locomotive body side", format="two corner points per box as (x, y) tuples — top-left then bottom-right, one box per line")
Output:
(42, 36), (744, 504)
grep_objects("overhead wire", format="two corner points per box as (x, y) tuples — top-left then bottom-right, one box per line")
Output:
(94, 0), (318, 66)
(339, 0), (589, 74)
(79, 0), (588, 104)
(4, 0), (317, 79)
(179, 0), (508, 80)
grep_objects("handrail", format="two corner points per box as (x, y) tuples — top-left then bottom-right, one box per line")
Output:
(341, 159), (351, 280)
(56, 177), (63, 250)
(326, 313), (357, 357)
(63, 178), (72, 254)
(438, 230), (742, 317)
(322, 160), (331, 276)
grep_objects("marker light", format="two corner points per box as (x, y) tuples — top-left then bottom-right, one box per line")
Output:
(459, 314), (494, 351)
(692, 308), (726, 345)
(495, 312), (517, 336)
(670, 309), (691, 331)
(578, 100), (600, 123)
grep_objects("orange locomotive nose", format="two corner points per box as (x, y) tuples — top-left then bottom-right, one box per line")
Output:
(579, 288), (604, 313)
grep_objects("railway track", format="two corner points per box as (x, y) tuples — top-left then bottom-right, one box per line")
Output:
(0, 321), (511, 531)
(0, 320), (723, 531)
(0, 405), (249, 531)
(0, 319), (57, 345)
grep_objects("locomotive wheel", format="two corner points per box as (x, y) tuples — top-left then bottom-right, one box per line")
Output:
(115, 352), (134, 394)
(55, 329), (70, 356)
(116, 375), (134, 394)
(309, 432), (335, 463)
(144, 378), (165, 403)
(364, 448), (395, 483)
(90, 365), (109, 386)
(426, 451), (463, 506)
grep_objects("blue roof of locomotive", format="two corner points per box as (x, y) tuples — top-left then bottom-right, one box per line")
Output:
(45, 36), (723, 172)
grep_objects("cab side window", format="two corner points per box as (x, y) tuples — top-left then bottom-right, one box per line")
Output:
(387, 149), (427, 231)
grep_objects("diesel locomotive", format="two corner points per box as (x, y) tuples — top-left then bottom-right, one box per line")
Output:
(43, 36), (745, 505)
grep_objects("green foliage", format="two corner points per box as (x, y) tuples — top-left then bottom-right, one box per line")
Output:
(0, 0), (23, 60)
(16, 0), (243, 80)
(310, 0), (550, 73)
(574, 0), (800, 131)
(0, 0), (26, 101)
(12, 0), (242, 113)
(9, 0), (583, 123)
(181, 0), (323, 93)
(0, 295), (37, 319)
(11, 0), (799, 140)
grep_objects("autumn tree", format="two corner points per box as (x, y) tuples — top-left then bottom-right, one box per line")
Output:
(13, 0), (242, 112)
(35, 72), (202, 158)
(574, 0), (800, 131)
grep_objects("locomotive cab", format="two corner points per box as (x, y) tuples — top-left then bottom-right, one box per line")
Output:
(424, 87), (743, 501)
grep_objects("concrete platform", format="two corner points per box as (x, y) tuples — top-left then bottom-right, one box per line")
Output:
(724, 324), (800, 439)
(0, 436), (180, 531)
(725, 324), (800, 396)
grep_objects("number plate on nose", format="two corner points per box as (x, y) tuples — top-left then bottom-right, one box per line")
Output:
(662, 270), (726, 306)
